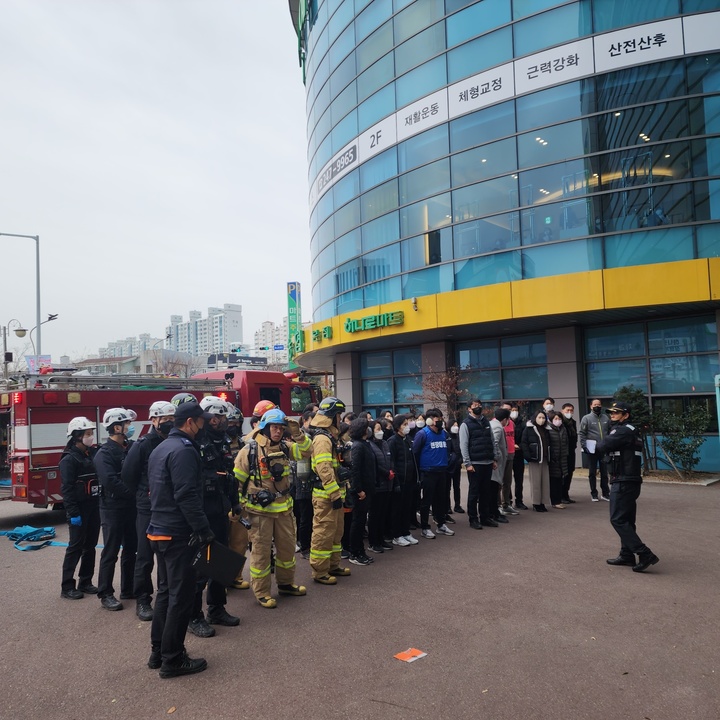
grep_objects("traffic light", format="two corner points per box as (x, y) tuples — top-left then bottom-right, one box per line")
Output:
(259, 346), (269, 350)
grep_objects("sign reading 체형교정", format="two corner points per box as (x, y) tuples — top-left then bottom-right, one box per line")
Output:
(344, 311), (404, 334)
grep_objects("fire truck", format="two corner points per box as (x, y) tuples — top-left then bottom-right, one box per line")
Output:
(0, 370), (320, 508)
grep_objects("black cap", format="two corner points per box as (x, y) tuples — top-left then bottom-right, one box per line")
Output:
(607, 401), (631, 415)
(175, 402), (214, 423)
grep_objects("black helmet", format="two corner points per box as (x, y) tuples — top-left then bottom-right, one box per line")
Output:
(317, 397), (346, 417)
(171, 392), (198, 407)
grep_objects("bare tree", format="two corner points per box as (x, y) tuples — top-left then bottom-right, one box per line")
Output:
(408, 365), (472, 420)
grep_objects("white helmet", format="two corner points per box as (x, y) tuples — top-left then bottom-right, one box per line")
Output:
(225, 403), (242, 421)
(67, 417), (96, 439)
(200, 396), (230, 416)
(102, 407), (137, 430)
(148, 401), (176, 419)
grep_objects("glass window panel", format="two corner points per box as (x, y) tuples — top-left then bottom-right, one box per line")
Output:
(517, 119), (590, 169)
(335, 258), (361, 295)
(333, 197), (361, 237)
(401, 192), (452, 236)
(361, 179), (399, 222)
(316, 215), (335, 251)
(449, 100), (516, 153)
(363, 378), (393, 404)
(313, 107), (333, 151)
(361, 351), (392, 377)
(516, 80), (595, 133)
(446, 0), (511, 47)
(604, 225), (694, 269)
(503, 366), (548, 399)
(648, 316), (718, 355)
(316, 187), (335, 225)
(331, 111), (358, 153)
(396, 56), (447, 107)
(360, 147), (399, 192)
(356, 0), (392, 43)
(401, 263), (455, 297)
(585, 324), (646, 361)
(394, 347), (422, 374)
(687, 54), (720, 96)
(451, 139), (517, 187)
(653, 395), (718, 435)
(332, 82), (358, 124)
(358, 83), (396, 131)
(513, 0), (564, 19)
(363, 244), (401, 282)
(694, 178), (720, 222)
(447, 27), (513, 83)
(696, 222), (720, 258)
(317, 271), (336, 304)
(329, 22), (355, 68)
(522, 238), (603, 278)
(691, 135), (720, 179)
(501, 334), (546, 366)
(461, 369), (502, 400)
(316, 243), (336, 277)
(514, 2), (591, 56)
(453, 213), (520, 257)
(454, 250), (522, 288)
(394, 0), (415, 10)
(364, 276), (402, 305)
(335, 228), (362, 264)
(395, 375), (423, 403)
(456, 340), (500, 369)
(399, 159), (451, 205)
(521, 197), (594, 245)
(362, 211), (400, 252)
(452, 175), (519, 222)
(337, 288), (364, 314)
(592, 0), (679, 33)
(587, 359), (648, 395)
(519, 158), (595, 211)
(328, 0), (354, 40)
(315, 299), (334, 322)
(356, 20), (393, 73)
(602, 183), (692, 234)
(333, 169), (360, 208)
(394, 0), (445, 45)
(401, 228), (453, 270)
(395, 22), (446, 76)
(329, 53), (357, 98)
(650, 355), (718, 394)
(357, 53), (394, 103)
(446, 0), (477, 11)
(398, 124), (449, 173)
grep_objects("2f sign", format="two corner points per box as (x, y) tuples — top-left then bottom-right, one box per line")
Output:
(359, 116), (396, 163)
(370, 129), (382, 148)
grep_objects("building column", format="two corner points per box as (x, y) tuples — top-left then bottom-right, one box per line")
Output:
(335, 352), (361, 412)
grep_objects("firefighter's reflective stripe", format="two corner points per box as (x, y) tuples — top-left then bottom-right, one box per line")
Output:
(332, 543), (342, 554)
(275, 557), (296, 570)
(310, 548), (331, 560)
(290, 434), (311, 457)
(245, 496), (293, 514)
(234, 467), (249, 482)
(313, 481), (341, 499)
(250, 563), (272, 579)
(311, 452), (335, 468)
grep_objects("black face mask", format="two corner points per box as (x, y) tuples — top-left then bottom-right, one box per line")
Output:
(158, 421), (174, 436)
(472, 407), (483, 415)
(226, 426), (239, 439)
(193, 426), (206, 444)
(592, 407), (602, 415)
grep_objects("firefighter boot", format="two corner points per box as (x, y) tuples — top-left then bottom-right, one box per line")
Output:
(313, 575), (337, 585)
(258, 596), (278, 609)
(278, 584), (307, 596)
(329, 566), (351, 577)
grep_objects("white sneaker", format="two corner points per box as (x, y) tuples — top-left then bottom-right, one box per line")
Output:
(421, 528), (435, 539)
(392, 536), (410, 547)
(600, 495), (610, 502)
(591, 496), (600, 502)
(404, 534), (419, 545)
(436, 524), (455, 536)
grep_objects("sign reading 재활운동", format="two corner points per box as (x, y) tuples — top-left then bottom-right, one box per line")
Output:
(344, 311), (404, 334)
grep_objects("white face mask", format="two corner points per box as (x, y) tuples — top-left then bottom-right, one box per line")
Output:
(408, 421), (416, 429)
(401, 425), (410, 435)
(544, 404), (554, 413)
(563, 412), (573, 419)
(82, 434), (96, 447)
(537, 417), (546, 426)
(374, 431), (384, 440)
(451, 426), (459, 434)
(510, 411), (518, 420)
(552, 418), (562, 427)
(416, 420), (425, 428)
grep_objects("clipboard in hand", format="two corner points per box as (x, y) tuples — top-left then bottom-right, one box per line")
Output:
(192, 541), (246, 587)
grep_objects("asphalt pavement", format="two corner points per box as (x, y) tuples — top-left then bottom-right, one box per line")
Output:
(1, 478), (718, 720)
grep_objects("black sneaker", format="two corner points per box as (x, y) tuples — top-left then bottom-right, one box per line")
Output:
(349, 554), (372, 566)
(496, 515), (509, 524)
(444, 516), (456, 524)
(100, 595), (123, 611)
(148, 648), (162, 669)
(340, 549), (350, 559)
(207, 607), (240, 626)
(469, 520), (483, 530)
(77, 583), (99, 594)
(481, 519), (499, 528)
(381, 540), (393, 550)
(454, 505), (465, 514)
(368, 545), (384, 554)
(61, 589), (84, 600)
(300, 550), (310, 560)
(159, 653), (208, 679)
(136, 602), (153, 622)
(514, 501), (528, 510)
(188, 617), (215, 638)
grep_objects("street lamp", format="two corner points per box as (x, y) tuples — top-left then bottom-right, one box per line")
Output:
(0, 232), (41, 356)
(2, 319), (28, 381)
(28, 314), (59, 359)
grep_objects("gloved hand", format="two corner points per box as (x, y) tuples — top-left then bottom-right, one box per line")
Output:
(331, 498), (343, 510)
(188, 529), (215, 547)
(287, 419), (302, 438)
(69, 516), (82, 527)
(231, 503), (243, 517)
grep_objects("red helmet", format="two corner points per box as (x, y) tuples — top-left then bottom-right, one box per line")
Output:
(253, 400), (276, 417)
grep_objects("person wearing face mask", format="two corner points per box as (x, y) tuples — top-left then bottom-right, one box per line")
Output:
(94, 407), (138, 611)
(347, 418), (376, 565)
(560, 403), (578, 504)
(60, 417), (101, 600)
(542, 398), (555, 415)
(387, 414), (419, 546)
(367, 420), (397, 553)
(225, 403), (244, 453)
(146, 400), (215, 678)
(510, 404), (528, 509)
(489, 407), (510, 523)
(546, 411), (570, 509)
(446, 415), (464, 517)
(579, 399), (611, 502)
(520, 411), (550, 512)
(121, 401), (176, 621)
(498, 402), (519, 516)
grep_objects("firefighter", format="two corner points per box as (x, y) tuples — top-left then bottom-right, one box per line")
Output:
(121, 401), (175, 621)
(187, 396), (241, 637)
(225, 403), (244, 452)
(234, 407), (311, 608)
(309, 397), (352, 585)
(60, 417), (101, 599)
(95, 407), (138, 611)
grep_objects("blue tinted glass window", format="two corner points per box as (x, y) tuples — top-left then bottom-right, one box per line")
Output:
(456, 340), (500, 369)
(334, 198), (361, 236)
(316, 215), (335, 251)
(687, 53), (720, 96)
(446, 0), (478, 12)
(356, 0), (392, 43)
(395, 375), (422, 403)
(331, 111), (358, 153)
(357, 54), (394, 103)
(316, 270), (336, 304)
(335, 258), (361, 295)
(521, 197), (594, 246)
(361, 179), (399, 222)
(503, 366), (548, 399)
(328, 0), (354, 41)
(363, 378), (393, 404)
(399, 159), (451, 205)
(335, 228), (362, 264)
(604, 227), (694, 269)
(402, 263), (455, 298)
(364, 244), (401, 282)
(361, 351), (393, 377)
(518, 119), (590, 169)
(502, 334), (547, 366)
(358, 83), (396, 131)
(522, 238), (603, 278)
(585, 324), (646, 361)
(396, 56), (447, 107)
(365, 276), (402, 305)
(333, 169), (360, 208)
(398, 124), (449, 172)
(332, 82), (358, 124)
(696, 223), (720, 258)
(316, 243), (336, 277)
(394, 0), (445, 44)
(313, 107), (333, 149)
(394, 348), (422, 374)
(512, 0), (565, 19)
(648, 317), (718, 355)
(330, 53), (357, 97)
(395, 22), (446, 76)
(602, 183), (693, 234)
(519, 158), (593, 210)
(357, 20), (393, 73)
(516, 80), (594, 133)
(401, 193), (452, 236)
(316, 187), (335, 225)
(595, 61), (685, 113)
(329, 23), (355, 68)
(449, 101), (516, 153)
(452, 175), (519, 222)
(447, 27), (513, 83)
(453, 213), (520, 257)
(651, 355), (719, 394)
(451, 138), (517, 187)
(446, 0), (511, 47)
(315, 300), (334, 322)
(362, 211), (400, 252)
(461, 369), (502, 400)
(394, 0), (415, 9)
(454, 250), (522, 288)
(514, 2), (591, 56)
(592, 0), (679, 33)
(337, 288), (364, 314)
(360, 147), (399, 192)
(401, 228), (453, 270)
(587, 359), (648, 395)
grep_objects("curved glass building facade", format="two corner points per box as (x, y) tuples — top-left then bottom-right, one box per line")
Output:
(290, 0), (720, 470)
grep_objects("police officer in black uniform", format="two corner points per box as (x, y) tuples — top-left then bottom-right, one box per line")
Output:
(147, 401), (214, 678)
(597, 401), (659, 573)
(187, 396), (240, 637)
(121, 400), (176, 621)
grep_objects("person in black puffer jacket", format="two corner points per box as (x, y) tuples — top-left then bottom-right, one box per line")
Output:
(446, 413), (464, 517)
(546, 411), (569, 509)
(386, 414), (419, 546)
(520, 411), (550, 512)
(348, 418), (376, 565)
(367, 419), (397, 553)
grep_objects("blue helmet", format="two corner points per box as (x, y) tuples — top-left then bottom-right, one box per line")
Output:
(258, 408), (288, 429)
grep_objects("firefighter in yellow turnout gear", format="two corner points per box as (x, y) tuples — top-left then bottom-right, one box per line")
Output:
(234, 408), (312, 608)
(309, 397), (352, 585)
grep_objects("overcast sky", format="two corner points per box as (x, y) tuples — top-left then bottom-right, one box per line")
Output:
(0, 0), (311, 362)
